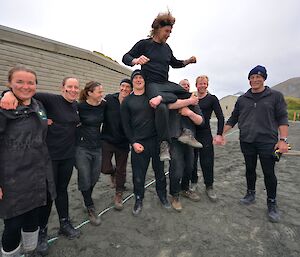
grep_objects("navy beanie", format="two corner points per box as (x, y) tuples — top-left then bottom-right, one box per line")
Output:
(248, 65), (267, 80)
(120, 78), (133, 88)
(131, 69), (144, 82)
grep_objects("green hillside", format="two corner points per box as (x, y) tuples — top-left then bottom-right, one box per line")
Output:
(285, 96), (300, 120)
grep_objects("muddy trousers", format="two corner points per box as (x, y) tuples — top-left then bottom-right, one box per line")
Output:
(240, 142), (277, 199)
(169, 139), (194, 195)
(131, 137), (167, 201)
(2, 208), (39, 252)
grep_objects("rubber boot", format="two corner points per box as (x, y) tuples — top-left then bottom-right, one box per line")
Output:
(36, 226), (49, 256)
(1, 244), (21, 257)
(21, 228), (39, 253)
(59, 218), (80, 239)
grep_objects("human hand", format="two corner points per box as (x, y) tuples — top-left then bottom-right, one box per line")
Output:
(188, 56), (197, 64)
(47, 119), (53, 125)
(133, 143), (144, 153)
(0, 187), (3, 200)
(0, 91), (18, 110)
(188, 94), (199, 106)
(213, 135), (224, 145)
(149, 95), (162, 108)
(274, 141), (289, 154)
(133, 55), (150, 65)
(179, 107), (193, 117)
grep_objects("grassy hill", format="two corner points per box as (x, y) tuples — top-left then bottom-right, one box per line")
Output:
(285, 96), (300, 120)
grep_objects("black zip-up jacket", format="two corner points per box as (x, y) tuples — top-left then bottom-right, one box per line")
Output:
(226, 86), (288, 143)
(0, 99), (56, 219)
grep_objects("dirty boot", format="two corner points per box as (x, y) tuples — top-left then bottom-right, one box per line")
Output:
(160, 141), (171, 161)
(87, 207), (101, 226)
(240, 190), (256, 205)
(114, 192), (124, 210)
(58, 218), (80, 239)
(177, 129), (203, 148)
(36, 226), (48, 256)
(267, 198), (280, 223)
(1, 244), (21, 257)
(21, 228), (39, 254)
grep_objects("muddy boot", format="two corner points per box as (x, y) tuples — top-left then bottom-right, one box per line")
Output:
(36, 226), (48, 256)
(21, 228), (39, 254)
(267, 198), (280, 223)
(171, 196), (183, 212)
(160, 141), (171, 161)
(1, 244), (21, 257)
(87, 207), (101, 226)
(58, 218), (80, 239)
(206, 186), (218, 202)
(181, 190), (200, 202)
(177, 129), (203, 148)
(240, 190), (256, 205)
(114, 192), (124, 210)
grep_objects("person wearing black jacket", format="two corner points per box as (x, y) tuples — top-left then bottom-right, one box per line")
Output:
(121, 70), (169, 216)
(101, 79), (132, 210)
(222, 65), (289, 223)
(122, 11), (201, 161)
(0, 66), (55, 257)
(76, 81), (106, 226)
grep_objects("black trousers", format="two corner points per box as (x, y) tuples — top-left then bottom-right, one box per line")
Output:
(240, 141), (277, 199)
(169, 139), (194, 196)
(131, 137), (167, 201)
(2, 207), (39, 252)
(192, 131), (214, 187)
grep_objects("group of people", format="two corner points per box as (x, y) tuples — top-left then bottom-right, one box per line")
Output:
(0, 10), (289, 257)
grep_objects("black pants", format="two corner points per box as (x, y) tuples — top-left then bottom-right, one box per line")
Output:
(81, 187), (94, 208)
(146, 81), (192, 143)
(240, 141), (277, 199)
(2, 207), (39, 252)
(131, 137), (167, 201)
(38, 158), (74, 228)
(169, 139), (194, 196)
(192, 131), (214, 187)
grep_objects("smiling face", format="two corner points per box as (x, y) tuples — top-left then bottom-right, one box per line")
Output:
(119, 82), (132, 98)
(61, 78), (80, 102)
(196, 77), (208, 95)
(249, 74), (265, 93)
(9, 70), (37, 105)
(87, 85), (104, 102)
(179, 79), (190, 92)
(132, 75), (145, 92)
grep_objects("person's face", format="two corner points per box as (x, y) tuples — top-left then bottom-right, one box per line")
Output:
(132, 75), (145, 91)
(87, 85), (104, 102)
(119, 82), (132, 98)
(156, 26), (172, 43)
(196, 78), (208, 94)
(61, 78), (80, 102)
(179, 80), (190, 92)
(249, 74), (265, 92)
(9, 71), (36, 104)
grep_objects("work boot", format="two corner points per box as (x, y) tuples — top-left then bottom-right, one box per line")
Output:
(267, 198), (280, 223)
(1, 244), (21, 257)
(160, 141), (171, 161)
(171, 196), (182, 212)
(87, 207), (101, 226)
(240, 190), (256, 205)
(58, 218), (80, 239)
(21, 228), (39, 254)
(114, 192), (124, 210)
(206, 186), (218, 202)
(36, 226), (48, 256)
(159, 196), (171, 209)
(132, 199), (143, 216)
(181, 190), (200, 202)
(177, 129), (203, 148)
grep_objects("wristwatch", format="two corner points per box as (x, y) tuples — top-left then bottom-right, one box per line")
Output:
(279, 137), (288, 143)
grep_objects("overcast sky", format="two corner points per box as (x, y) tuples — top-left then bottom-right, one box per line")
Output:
(1, 0), (299, 98)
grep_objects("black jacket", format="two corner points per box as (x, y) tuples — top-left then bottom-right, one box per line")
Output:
(226, 86), (288, 143)
(0, 99), (56, 219)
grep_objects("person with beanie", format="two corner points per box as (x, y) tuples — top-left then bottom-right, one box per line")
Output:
(222, 65), (289, 222)
(122, 11), (202, 162)
(101, 78), (132, 210)
(121, 70), (170, 216)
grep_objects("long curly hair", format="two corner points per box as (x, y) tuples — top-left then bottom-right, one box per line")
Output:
(149, 11), (176, 38)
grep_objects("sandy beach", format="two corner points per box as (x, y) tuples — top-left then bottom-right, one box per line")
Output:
(1, 121), (300, 257)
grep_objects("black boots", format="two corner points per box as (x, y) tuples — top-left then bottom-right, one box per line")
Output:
(132, 199), (143, 216)
(267, 198), (280, 223)
(58, 218), (80, 239)
(240, 190), (256, 205)
(36, 227), (48, 256)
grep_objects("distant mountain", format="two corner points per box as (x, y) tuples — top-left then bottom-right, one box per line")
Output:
(272, 77), (300, 98)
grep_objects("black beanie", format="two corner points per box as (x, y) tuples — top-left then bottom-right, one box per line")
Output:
(248, 65), (268, 80)
(131, 69), (144, 82)
(120, 78), (133, 88)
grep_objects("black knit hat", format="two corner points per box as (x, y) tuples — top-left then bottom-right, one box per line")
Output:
(131, 69), (144, 82)
(248, 65), (268, 80)
(120, 78), (133, 88)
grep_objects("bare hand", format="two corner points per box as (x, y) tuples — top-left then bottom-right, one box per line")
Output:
(133, 143), (144, 153)
(133, 55), (150, 65)
(0, 91), (18, 110)
(213, 135), (224, 145)
(274, 141), (289, 153)
(149, 96), (162, 108)
(188, 56), (197, 64)
(47, 119), (53, 125)
(0, 187), (3, 200)
(179, 107), (193, 117)
(188, 94), (199, 106)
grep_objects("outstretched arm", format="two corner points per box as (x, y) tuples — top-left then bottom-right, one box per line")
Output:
(168, 94), (198, 110)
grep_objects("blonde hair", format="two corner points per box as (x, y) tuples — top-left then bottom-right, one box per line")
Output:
(195, 75), (209, 85)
